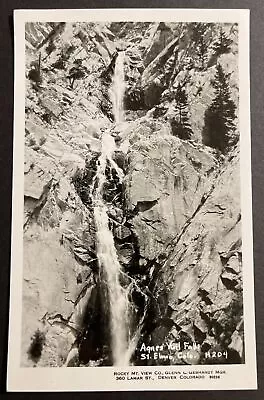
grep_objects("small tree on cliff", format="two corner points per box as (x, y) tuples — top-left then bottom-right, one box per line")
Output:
(68, 59), (88, 89)
(171, 84), (193, 140)
(202, 64), (236, 153)
(191, 23), (209, 69)
(211, 27), (232, 57)
(28, 53), (42, 88)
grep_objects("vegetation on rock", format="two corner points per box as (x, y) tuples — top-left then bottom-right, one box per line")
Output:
(190, 22), (210, 69)
(202, 63), (236, 153)
(211, 27), (233, 57)
(68, 59), (88, 88)
(170, 84), (193, 140)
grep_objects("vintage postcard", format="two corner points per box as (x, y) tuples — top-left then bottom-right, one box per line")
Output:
(8, 8), (257, 391)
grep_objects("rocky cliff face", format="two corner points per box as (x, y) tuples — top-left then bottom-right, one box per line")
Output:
(22, 21), (242, 367)
(136, 150), (243, 365)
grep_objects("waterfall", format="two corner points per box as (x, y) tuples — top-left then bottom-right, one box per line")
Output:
(92, 52), (136, 366)
(93, 133), (145, 366)
(110, 51), (125, 123)
(93, 133), (130, 366)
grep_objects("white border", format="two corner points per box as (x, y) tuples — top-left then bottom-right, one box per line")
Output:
(7, 8), (257, 391)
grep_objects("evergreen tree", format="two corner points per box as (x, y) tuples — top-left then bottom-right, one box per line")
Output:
(191, 23), (209, 68)
(28, 53), (42, 89)
(68, 59), (88, 88)
(202, 64), (236, 153)
(211, 27), (232, 57)
(171, 84), (193, 140)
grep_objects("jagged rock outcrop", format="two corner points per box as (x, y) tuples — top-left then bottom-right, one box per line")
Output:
(124, 119), (217, 261)
(21, 21), (242, 367)
(143, 22), (174, 67)
(22, 226), (95, 367)
(141, 36), (179, 108)
(22, 23), (112, 366)
(140, 150), (243, 364)
(23, 159), (98, 366)
(25, 22), (58, 49)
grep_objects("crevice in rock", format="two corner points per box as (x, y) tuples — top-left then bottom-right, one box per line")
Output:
(135, 199), (159, 213)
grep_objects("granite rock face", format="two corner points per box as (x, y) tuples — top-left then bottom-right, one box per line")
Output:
(22, 227), (95, 367)
(150, 151), (243, 364)
(124, 121), (217, 261)
(21, 21), (242, 367)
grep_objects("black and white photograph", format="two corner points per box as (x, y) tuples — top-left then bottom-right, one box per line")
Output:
(7, 8), (256, 391)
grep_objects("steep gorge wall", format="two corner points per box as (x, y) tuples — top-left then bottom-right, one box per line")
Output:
(21, 21), (242, 367)
(134, 150), (243, 365)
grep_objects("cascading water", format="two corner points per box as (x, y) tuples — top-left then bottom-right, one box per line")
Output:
(93, 133), (129, 366)
(109, 51), (126, 123)
(92, 51), (139, 366)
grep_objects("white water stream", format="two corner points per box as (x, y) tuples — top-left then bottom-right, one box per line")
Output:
(93, 133), (130, 366)
(109, 51), (126, 123)
(92, 52), (139, 366)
